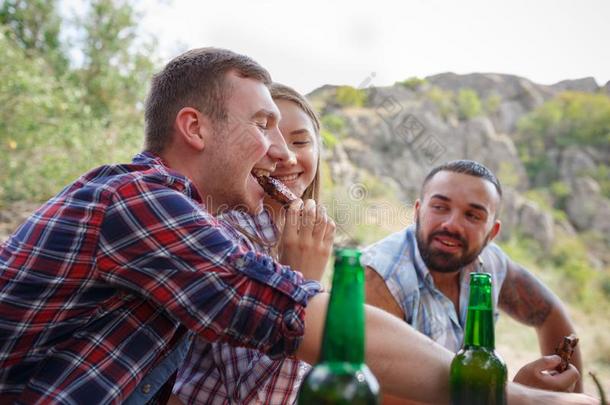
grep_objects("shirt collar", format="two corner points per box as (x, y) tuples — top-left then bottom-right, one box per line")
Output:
(406, 225), (435, 289)
(132, 151), (168, 167)
(132, 151), (204, 204)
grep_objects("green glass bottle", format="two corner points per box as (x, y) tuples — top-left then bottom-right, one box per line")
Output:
(450, 272), (507, 405)
(297, 248), (380, 405)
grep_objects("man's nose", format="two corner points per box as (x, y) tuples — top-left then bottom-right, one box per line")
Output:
(440, 211), (463, 234)
(266, 126), (291, 163)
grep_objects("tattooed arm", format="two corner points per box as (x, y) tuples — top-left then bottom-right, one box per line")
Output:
(499, 259), (583, 392)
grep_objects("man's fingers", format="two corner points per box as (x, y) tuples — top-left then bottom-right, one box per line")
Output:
(535, 354), (562, 371)
(542, 364), (581, 392)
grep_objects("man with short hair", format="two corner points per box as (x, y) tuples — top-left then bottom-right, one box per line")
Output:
(363, 160), (584, 403)
(0, 49), (596, 405)
(0, 47), (325, 404)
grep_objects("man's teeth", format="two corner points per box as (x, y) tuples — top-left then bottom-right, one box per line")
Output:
(273, 174), (299, 182)
(440, 239), (457, 247)
(252, 169), (271, 178)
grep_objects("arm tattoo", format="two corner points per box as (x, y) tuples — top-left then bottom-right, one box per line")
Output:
(498, 261), (554, 326)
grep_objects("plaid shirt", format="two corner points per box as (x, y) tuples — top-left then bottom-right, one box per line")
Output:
(362, 225), (508, 352)
(174, 210), (310, 405)
(0, 152), (321, 404)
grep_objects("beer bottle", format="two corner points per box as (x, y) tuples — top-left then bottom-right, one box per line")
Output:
(297, 248), (380, 405)
(450, 272), (507, 405)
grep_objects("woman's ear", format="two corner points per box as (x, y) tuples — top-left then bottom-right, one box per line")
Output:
(174, 107), (213, 151)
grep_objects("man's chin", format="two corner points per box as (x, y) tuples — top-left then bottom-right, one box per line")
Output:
(424, 252), (464, 273)
(427, 262), (462, 274)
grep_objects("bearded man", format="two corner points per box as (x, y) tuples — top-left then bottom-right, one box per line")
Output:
(363, 160), (583, 404)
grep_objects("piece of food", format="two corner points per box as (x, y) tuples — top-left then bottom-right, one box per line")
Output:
(254, 173), (298, 205)
(554, 334), (579, 373)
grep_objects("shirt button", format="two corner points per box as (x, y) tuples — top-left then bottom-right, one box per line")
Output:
(141, 384), (152, 394)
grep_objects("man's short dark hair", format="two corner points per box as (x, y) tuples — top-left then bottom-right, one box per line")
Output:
(144, 47), (272, 153)
(422, 160), (503, 199)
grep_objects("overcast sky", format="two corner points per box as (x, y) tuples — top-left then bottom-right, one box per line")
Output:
(134, 0), (610, 94)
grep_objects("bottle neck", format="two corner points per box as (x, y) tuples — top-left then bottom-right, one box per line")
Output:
(463, 276), (495, 349)
(319, 262), (366, 364)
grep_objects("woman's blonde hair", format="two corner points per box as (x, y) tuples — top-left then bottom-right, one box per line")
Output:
(269, 83), (321, 203)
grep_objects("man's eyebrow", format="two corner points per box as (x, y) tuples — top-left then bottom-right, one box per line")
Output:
(252, 108), (279, 121)
(430, 194), (489, 215)
(468, 203), (488, 215)
(430, 194), (450, 202)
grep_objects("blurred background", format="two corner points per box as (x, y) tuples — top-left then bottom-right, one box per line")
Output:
(0, 0), (608, 396)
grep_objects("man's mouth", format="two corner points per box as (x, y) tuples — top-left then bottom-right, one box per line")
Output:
(435, 237), (460, 247)
(251, 168), (271, 180)
(430, 232), (467, 252)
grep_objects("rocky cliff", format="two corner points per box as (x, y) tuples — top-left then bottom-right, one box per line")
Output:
(308, 73), (609, 264)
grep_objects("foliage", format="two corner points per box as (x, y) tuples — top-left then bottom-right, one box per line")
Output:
(0, 0), (68, 74)
(498, 230), (600, 305)
(0, 0), (154, 205)
(320, 114), (347, 148)
(334, 85), (367, 108)
(75, 0), (157, 119)
(456, 88), (482, 120)
(496, 161), (520, 189)
(589, 165), (610, 199)
(549, 181), (571, 210)
(398, 76), (427, 91)
(547, 231), (597, 303)
(425, 86), (455, 119)
(517, 91), (610, 185)
(424, 87), (483, 120)
(483, 93), (502, 114)
(523, 189), (568, 222)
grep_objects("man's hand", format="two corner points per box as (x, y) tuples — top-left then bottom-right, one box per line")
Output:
(278, 199), (335, 282)
(514, 355), (580, 392)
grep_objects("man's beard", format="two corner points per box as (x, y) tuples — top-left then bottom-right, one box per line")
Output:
(415, 216), (491, 274)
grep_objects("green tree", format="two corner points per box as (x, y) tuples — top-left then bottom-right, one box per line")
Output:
(0, 0), (68, 74)
(426, 86), (455, 119)
(320, 114), (347, 148)
(456, 88), (482, 120)
(517, 91), (610, 185)
(76, 0), (156, 120)
(0, 0), (157, 205)
(335, 86), (367, 108)
(398, 76), (427, 91)
(483, 93), (502, 115)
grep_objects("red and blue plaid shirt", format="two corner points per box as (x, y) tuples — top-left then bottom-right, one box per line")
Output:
(174, 210), (311, 405)
(0, 152), (321, 404)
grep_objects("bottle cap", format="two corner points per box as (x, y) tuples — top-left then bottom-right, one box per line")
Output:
(334, 248), (362, 266)
(470, 272), (492, 286)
